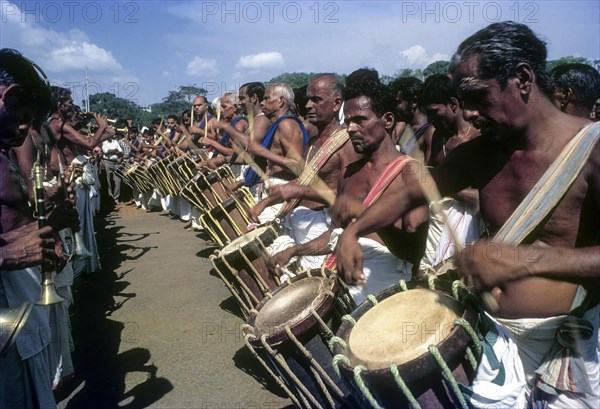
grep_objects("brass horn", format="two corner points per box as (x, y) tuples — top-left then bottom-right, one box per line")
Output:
(0, 303), (33, 357)
(33, 161), (64, 305)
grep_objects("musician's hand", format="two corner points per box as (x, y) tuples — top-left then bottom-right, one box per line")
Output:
(0, 226), (57, 270)
(53, 232), (70, 272)
(456, 241), (531, 291)
(248, 205), (262, 224)
(47, 204), (80, 232)
(282, 158), (303, 176)
(267, 249), (295, 277)
(94, 113), (108, 129)
(331, 194), (365, 228)
(336, 229), (365, 285)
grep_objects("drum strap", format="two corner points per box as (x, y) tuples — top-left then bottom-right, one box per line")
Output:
(277, 128), (350, 218)
(494, 121), (600, 244)
(324, 156), (416, 270)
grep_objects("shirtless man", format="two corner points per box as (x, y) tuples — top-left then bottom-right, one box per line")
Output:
(277, 74), (427, 303)
(550, 63), (600, 119)
(218, 83), (307, 209)
(47, 86), (111, 164)
(333, 22), (599, 407)
(389, 76), (435, 164)
(253, 74), (350, 270)
(419, 74), (481, 270)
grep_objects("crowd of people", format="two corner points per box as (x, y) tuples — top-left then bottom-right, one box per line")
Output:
(1, 20), (600, 408)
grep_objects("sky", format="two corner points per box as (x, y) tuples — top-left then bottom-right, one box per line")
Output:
(1, 0), (599, 108)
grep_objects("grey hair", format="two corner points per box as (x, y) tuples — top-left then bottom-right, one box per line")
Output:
(269, 83), (294, 106)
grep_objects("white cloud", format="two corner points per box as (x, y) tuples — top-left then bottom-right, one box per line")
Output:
(1, 1), (122, 73)
(186, 57), (219, 76)
(236, 52), (284, 70)
(399, 45), (449, 67)
(46, 42), (122, 72)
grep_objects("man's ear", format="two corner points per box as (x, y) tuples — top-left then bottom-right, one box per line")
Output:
(333, 96), (342, 112)
(449, 97), (460, 112)
(515, 62), (534, 94)
(381, 112), (395, 130)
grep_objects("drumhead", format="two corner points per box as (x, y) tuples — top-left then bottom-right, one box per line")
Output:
(347, 289), (463, 370)
(247, 270), (338, 344)
(220, 225), (276, 256)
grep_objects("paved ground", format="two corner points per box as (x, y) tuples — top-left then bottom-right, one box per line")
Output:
(56, 204), (292, 409)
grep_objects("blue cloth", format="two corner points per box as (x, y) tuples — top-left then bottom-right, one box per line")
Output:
(243, 115), (308, 187)
(214, 116), (246, 157)
(192, 114), (215, 144)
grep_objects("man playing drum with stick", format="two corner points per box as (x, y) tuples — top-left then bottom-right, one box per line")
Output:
(332, 21), (600, 407)
(270, 72), (428, 304)
(252, 74), (354, 272)
(217, 83), (309, 221)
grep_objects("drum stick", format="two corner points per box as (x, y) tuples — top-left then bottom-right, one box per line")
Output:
(419, 166), (499, 312)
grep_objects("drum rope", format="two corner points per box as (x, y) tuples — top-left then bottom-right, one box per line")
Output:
(328, 336), (346, 351)
(311, 309), (333, 339)
(389, 363), (421, 409)
(217, 250), (261, 307)
(352, 365), (385, 409)
(428, 345), (469, 409)
(239, 242), (272, 293)
(453, 318), (482, 371)
(241, 331), (303, 408)
(399, 279), (409, 292)
(260, 332), (323, 409)
(209, 256), (252, 318)
(256, 228), (281, 288)
(366, 294), (378, 306)
(284, 326), (339, 407)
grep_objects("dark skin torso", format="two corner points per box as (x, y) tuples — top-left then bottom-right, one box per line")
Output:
(439, 122), (600, 317)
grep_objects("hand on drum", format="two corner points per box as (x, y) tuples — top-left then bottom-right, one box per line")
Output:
(330, 194), (365, 228)
(456, 240), (532, 291)
(267, 249), (295, 277)
(335, 229), (366, 285)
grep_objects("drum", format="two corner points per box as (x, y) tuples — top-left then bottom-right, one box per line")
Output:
(124, 163), (153, 192)
(330, 279), (481, 409)
(168, 153), (197, 186)
(242, 268), (358, 409)
(210, 224), (281, 317)
(180, 166), (234, 211)
(199, 189), (256, 247)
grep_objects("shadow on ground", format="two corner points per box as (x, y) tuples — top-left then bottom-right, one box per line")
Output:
(55, 213), (173, 408)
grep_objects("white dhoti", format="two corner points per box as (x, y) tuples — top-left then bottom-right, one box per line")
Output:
(281, 206), (331, 269)
(468, 304), (600, 409)
(256, 177), (288, 224)
(420, 197), (480, 271)
(329, 228), (412, 305)
(179, 197), (192, 221)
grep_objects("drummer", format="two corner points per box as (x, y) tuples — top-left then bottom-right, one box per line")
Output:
(270, 71), (428, 304)
(333, 21), (599, 407)
(217, 83), (309, 219)
(252, 74), (354, 271)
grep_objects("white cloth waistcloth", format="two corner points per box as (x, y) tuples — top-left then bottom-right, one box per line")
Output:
(329, 228), (412, 305)
(420, 197), (480, 271)
(468, 304), (600, 408)
(256, 177), (288, 224)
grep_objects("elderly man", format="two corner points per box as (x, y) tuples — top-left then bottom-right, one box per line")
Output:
(333, 22), (599, 408)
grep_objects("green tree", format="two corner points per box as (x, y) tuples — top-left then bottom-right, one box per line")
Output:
(547, 56), (591, 72)
(423, 61), (450, 78)
(151, 85), (208, 119)
(267, 72), (315, 89)
(89, 92), (150, 126)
